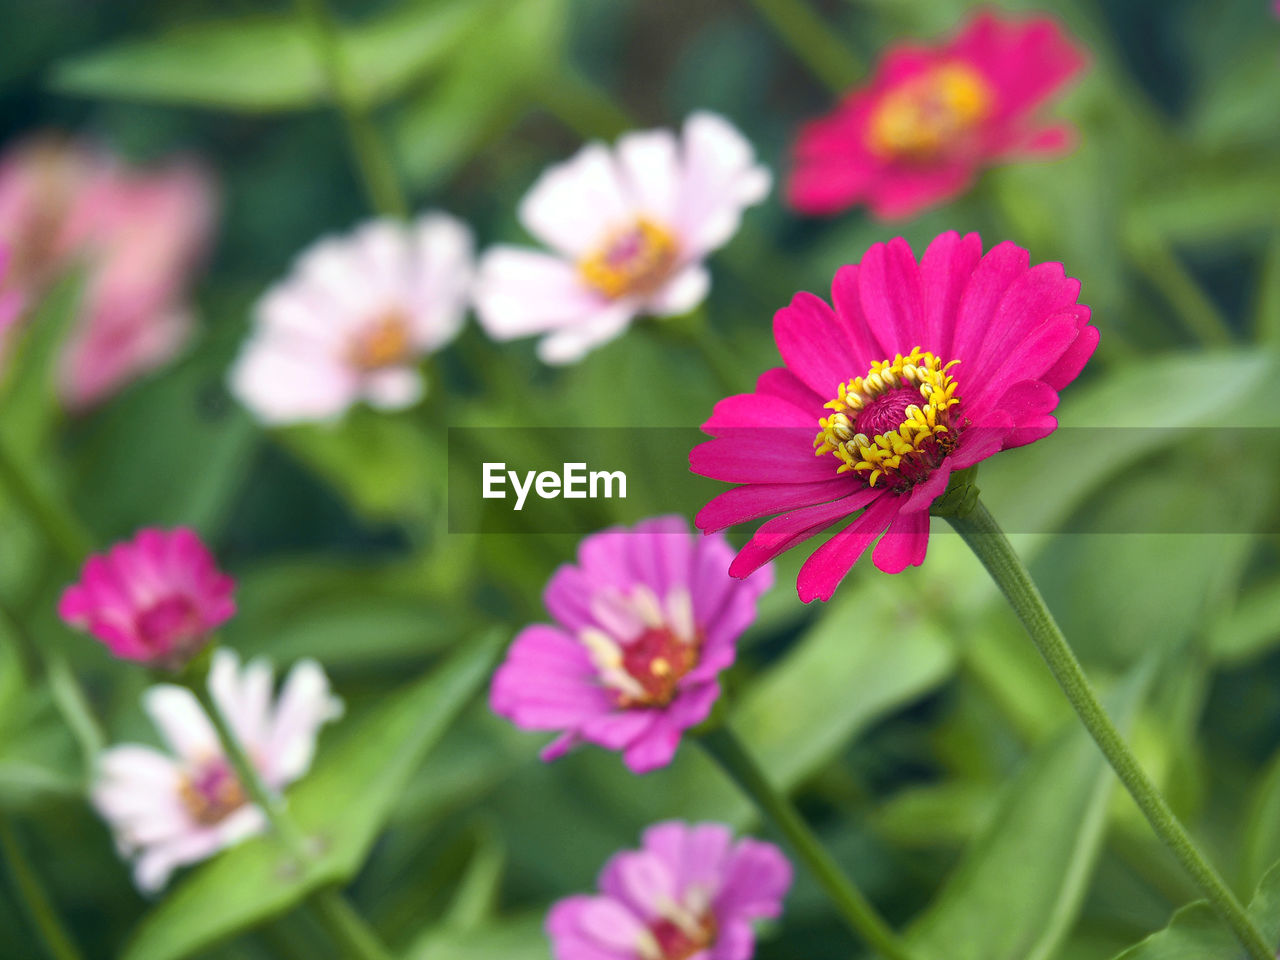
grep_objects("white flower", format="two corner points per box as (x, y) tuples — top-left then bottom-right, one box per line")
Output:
(91, 649), (343, 892)
(474, 112), (771, 364)
(229, 212), (473, 425)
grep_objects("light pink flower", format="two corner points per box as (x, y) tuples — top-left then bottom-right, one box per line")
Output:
(58, 527), (235, 669)
(491, 516), (773, 774)
(0, 135), (215, 408)
(548, 821), (792, 960)
(474, 113), (770, 364)
(229, 213), (473, 425)
(92, 649), (343, 892)
(690, 232), (1096, 602)
(788, 11), (1087, 220)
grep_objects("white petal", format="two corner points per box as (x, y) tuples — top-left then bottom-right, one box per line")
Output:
(473, 246), (606, 339)
(645, 264), (710, 317)
(363, 367), (424, 410)
(293, 234), (386, 318)
(143, 685), (219, 763)
(615, 128), (680, 225)
(208, 649), (275, 754)
(348, 218), (414, 299)
(675, 111), (771, 256)
(409, 212), (473, 351)
(518, 143), (632, 257)
(265, 659), (343, 787)
(536, 303), (636, 365)
(131, 828), (228, 894)
(229, 335), (361, 426)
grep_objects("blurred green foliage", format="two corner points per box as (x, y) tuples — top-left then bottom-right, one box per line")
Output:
(1, 0), (1279, 959)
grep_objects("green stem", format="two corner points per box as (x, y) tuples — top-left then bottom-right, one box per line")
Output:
(294, 0), (409, 219)
(0, 438), (91, 563)
(1124, 220), (1233, 346)
(536, 68), (636, 140)
(0, 812), (85, 960)
(947, 499), (1273, 960)
(745, 0), (861, 93)
(0, 444), (105, 775)
(188, 679), (391, 960)
(699, 725), (920, 960)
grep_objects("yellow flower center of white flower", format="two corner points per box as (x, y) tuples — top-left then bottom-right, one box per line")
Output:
(179, 758), (247, 826)
(579, 218), (679, 300)
(867, 64), (994, 160)
(814, 347), (962, 489)
(349, 310), (413, 371)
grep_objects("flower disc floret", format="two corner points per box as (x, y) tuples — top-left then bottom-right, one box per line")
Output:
(814, 348), (961, 488)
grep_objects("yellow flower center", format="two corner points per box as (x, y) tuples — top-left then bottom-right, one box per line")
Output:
(867, 64), (994, 160)
(814, 347), (962, 489)
(579, 218), (679, 299)
(349, 310), (413, 371)
(179, 758), (247, 827)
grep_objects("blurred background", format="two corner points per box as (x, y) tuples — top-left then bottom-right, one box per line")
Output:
(1, 0), (1280, 958)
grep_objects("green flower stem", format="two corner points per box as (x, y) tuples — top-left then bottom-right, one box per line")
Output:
(745, 0), (861, 94)
(187, 677), (392, 960)
(294, 0), (409, 219)
(699, 725), (921, 960)
(1124, 220), (1233, 346)
(0, 441), (104, 775)
(947, 498), (1273, 960)
(0, 812), (85, 960)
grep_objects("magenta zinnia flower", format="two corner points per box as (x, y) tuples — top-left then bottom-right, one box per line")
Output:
(59, 528), (236, 669)
(690, 232), (1096, 602)
(548, 821), (792, 960)
(788, 11), (1087, 220)
(490, 516), (773, 773)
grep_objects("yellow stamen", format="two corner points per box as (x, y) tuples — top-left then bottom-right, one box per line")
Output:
(350, 310), (413, 371)
(814, 347), (962, 489)
(579, 218), (679, 300)
(868, 63), (993, 160)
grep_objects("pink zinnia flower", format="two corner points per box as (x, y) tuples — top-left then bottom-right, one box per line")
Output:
(690, 232), (1096, 602)
(0, 135), (215, 409)
(788, 11), (1087, 220)
(92, 649), (343, 891)
(490, 516), (773, 773)
(59, 527), (236, 669)
(548, 821), (792, 960)
(474, 113), (770, 364)
(229, 213), (473, 425)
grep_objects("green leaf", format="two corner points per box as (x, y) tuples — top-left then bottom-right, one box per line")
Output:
(904, 661), (1153, 960)
(1243, 748), (1280, 891)
(979, 349), (1279, 540)
(277, 407), (443, 523)
(121, 631), (503, 960)
(0, 270), (85, 462)
(1212, 574), (1280, 666)
(51, 0), (493, 113)
(393, 0), (567, 190)
(1110, 859), (1280, 959)
(407, 914), (546, 960)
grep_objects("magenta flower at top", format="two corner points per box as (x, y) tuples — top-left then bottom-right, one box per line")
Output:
(59, 528), (235, 669)
(788, 11), (1087, 220)
(490, 516), (773, 774)
(690, 231), (1096, 602)
(548, 821), (792, 960)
